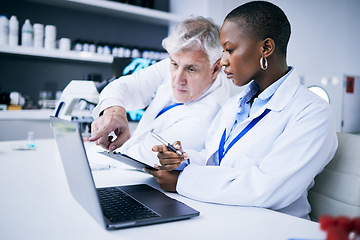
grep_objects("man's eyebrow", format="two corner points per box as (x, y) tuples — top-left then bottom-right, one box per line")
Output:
(169, 57), (201, 69)
(185, 63), (200, 69)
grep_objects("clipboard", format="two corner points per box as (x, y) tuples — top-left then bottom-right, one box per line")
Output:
(99, 151), (157, 171)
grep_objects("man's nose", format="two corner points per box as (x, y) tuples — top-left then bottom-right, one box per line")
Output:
(173, 69), (186, 84)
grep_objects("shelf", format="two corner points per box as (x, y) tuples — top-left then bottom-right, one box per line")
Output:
(0, 45), (113, 63)
(27, 0), (182, 26)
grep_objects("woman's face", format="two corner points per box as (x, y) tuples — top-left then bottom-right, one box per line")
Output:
(220, 20), (263, 87)
(169, 50), (217, 103)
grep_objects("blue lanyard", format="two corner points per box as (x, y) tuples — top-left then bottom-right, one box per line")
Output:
(218, 108), (270, 164)
(155, 103), (183, 119)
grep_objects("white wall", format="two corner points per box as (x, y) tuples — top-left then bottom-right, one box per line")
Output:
(171, 0), (360, 77)
(170, 0), (360, 131)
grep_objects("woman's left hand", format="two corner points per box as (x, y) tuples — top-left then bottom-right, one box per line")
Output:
(145, 168), (181, 192)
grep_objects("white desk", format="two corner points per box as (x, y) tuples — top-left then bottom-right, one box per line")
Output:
(0, 109), (55, 140)
(0, 110), (140, 141)
(0, 139), (326, 240)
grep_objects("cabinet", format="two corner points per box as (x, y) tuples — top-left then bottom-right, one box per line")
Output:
(29, 0), (181, 26)
(0, 0), (177, 104)
(0, 0), (181, 63)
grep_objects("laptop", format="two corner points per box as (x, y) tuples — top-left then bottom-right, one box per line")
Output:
(50, 116), (199, 230)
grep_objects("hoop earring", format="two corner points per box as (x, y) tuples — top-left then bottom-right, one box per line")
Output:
(260, 56), (268, 70)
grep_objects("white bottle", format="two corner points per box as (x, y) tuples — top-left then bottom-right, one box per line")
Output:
(44, 25), (56, 49)
(0, 14), (9, 45)
(9, 15), (19, 46)
(33, 23), (44, 48)
(21, 19), (33, 47)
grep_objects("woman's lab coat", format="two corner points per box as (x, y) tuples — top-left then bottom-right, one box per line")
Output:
(177, 69), (338, 218)
(93, 58), (230, 166)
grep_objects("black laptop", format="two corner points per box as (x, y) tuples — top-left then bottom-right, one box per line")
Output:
(50, 116), (199, 230)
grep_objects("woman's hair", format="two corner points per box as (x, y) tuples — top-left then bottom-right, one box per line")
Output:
(225, 1), (291, 56)
(162, 16), (222, 66)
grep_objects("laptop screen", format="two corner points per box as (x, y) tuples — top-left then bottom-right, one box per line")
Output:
(50, 116), (106, 227)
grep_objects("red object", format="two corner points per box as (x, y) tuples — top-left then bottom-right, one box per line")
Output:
(346, 76), (355, 93)
(320, 215), (336, 230)
(319, 215), (360, 240)
(353, 217), (360, 234)
(327, 226), (348, 240)
(335, 216), (353, 233)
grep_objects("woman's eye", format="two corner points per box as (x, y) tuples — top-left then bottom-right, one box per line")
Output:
(226, 49), (234, 54)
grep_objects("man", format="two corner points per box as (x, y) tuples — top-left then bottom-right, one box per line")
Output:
(90, 17), (230, 166)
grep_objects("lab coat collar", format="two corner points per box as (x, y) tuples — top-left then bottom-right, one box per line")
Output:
(265, 67), (300, 112)
(232, 67), (299, 122)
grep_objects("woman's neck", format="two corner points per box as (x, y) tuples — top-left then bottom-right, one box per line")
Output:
(256, 59), (289, 93)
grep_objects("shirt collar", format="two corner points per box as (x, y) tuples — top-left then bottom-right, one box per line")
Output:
(237, 66), (294, 113)
(258, 67), (294, 101)
(238, 81), (259, 107)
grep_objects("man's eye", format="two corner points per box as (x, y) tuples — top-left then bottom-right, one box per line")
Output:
(188, 68), (196, 72)
(171, 62), (178, 68)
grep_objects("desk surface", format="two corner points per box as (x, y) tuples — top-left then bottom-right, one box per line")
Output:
(0, 139), (326, 240)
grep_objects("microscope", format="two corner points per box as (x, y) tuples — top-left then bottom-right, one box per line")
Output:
(54, 80), (107, 137)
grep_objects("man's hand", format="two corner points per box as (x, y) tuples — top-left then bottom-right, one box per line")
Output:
(89, 106), (130, 151)
(152, 141), (188, 171)
(145, 168), (181, 192)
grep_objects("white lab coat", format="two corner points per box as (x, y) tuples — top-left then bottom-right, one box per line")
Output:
(177, 69), (338, 218)
(93, 58), (230, 166)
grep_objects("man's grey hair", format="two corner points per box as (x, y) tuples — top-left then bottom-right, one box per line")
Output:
(162, 16), (222, 66)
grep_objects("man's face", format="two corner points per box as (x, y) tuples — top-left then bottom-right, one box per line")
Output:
(169, 50), (217, 103)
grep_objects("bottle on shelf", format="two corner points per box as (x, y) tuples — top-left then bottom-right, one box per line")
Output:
(33, 23), (44, 48)
(21, 19), (33, 47)
(0, 14), (9, 45)
(9, 15), (19, 46)
(44, 25), (56, 49)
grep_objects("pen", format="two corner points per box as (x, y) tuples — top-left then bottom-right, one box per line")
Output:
(151, 132), (183, 156)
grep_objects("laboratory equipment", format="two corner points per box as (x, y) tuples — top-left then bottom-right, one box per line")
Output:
(54, 80), (100, 136)
(0, 15), (9, 45)
(302, 74), (360, 133)
(301, 74), (360, 133)
(33, 23), (44, 48)
(21, 19), (33, 47)
(9, 15), (19, 46)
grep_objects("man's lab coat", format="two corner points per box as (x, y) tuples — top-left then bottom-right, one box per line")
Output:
(177, 69), (338, 218)
(93, 58), (230, 166)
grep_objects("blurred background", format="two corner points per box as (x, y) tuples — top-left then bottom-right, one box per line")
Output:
(0, 0), (359, 140)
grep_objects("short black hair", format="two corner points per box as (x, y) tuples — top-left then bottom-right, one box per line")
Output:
(225, 1), (291, 56)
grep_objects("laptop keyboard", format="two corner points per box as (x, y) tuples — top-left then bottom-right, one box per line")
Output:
(97, 187), (160, 223)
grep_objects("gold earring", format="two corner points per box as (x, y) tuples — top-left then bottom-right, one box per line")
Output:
(260, 56), (268, 70)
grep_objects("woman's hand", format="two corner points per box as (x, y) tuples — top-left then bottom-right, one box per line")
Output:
(145, 168), (181, 192)
(152, 141), (188, 171)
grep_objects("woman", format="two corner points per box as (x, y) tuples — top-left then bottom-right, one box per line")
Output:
(146, 1), (338, 219)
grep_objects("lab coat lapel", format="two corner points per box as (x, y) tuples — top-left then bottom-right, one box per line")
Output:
(205, 99), (239, 162)
(265, 69), (300, 112)
(133, 81), (174, 135)
(205, 69), (301, 165)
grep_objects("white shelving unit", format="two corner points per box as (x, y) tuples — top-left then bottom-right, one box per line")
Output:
(0, 45), (113, 63)
(27, 0), (182, 26)
(1, 0), (180, 63)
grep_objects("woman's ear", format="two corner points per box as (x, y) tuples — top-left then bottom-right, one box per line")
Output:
(262, 38), (275, 58)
